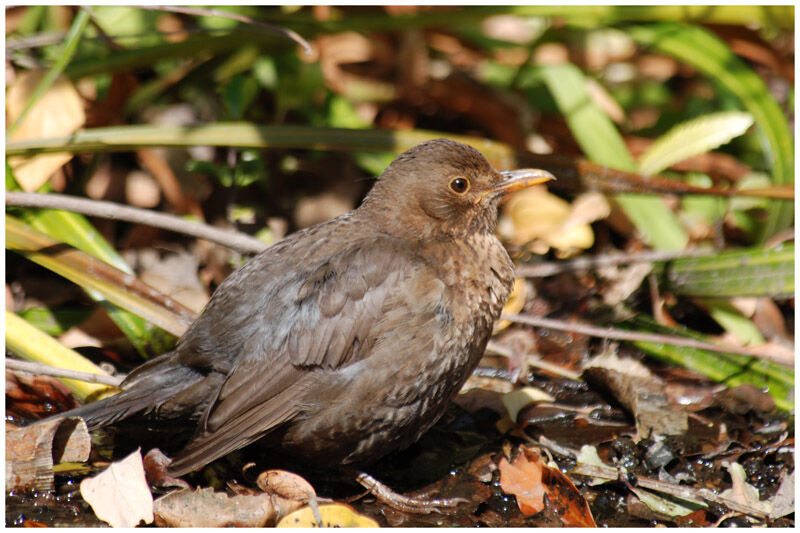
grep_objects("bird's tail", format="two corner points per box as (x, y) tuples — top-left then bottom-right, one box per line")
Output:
(39, 351), (207, 430)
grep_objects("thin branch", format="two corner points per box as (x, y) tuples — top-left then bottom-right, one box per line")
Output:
(501, 313), (793, 364)
(515, 248), (718, 278)
(6, 191), (269, 255)
(141, 5), (312, 56)
(486, 340), (581, 380)
(6, 358), (123, 387)
(572, 463), (769, 519)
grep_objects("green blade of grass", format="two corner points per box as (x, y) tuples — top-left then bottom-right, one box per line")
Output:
(7, 8), (90, 137)
(627, 22), (794, 242)
(4, 123), (519, 169)
(539, 62), (688, 251)
(6, 163), (177, 357)
(6, 215), (195, 339)
(627, 315), (793, 411)
(638, 111), (754, 177)
(6, 310), (114, 401)
(655, 243), (794, 298)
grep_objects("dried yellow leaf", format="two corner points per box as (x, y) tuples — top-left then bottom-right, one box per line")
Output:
(7, 70), (86, 191)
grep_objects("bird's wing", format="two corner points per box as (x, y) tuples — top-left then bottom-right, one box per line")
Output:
(167, 236), (446, 475)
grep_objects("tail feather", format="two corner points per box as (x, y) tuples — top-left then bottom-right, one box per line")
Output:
(40, 353), (208, 430)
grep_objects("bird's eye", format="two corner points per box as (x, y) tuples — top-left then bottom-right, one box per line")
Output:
(449, 177), (470, 194)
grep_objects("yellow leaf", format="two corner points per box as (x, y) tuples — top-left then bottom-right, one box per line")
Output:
(494, 277), (526, 332)
(277, 503), (379, 528)
(501, 187), (604, 256)
(7, 70), (86, 191)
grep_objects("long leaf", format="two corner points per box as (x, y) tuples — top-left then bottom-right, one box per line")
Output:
(627, 22), (794, 241)
(539, 63), (688, 251)
(6, 310), (114, 401)
(6, 215), (195, 338)
(627, 315), (793, 411)
(639, 112), (754, 176)
(7, 8), (90, 136)
(6, 163), (176, 357)
(655, 243), (794, 298)
(4, 123), (518, 170)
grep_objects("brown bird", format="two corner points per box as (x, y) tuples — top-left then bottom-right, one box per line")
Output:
(50, 139), (554, 510)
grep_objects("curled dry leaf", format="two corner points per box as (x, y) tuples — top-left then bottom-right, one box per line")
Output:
(155, 487), (295, 527)
(501, 386), (555, 423)
(153, 470), (314, 527)
(720, 462), (773, 515)
(583, 351), (688, 438)
(499, 445), (596, 526)
(500, 187), (607, 257)
(7, 71), (86, 191)
(80, 448), (154, 528)
(6, 416), (90, 492)
(494, 277), (527, 332)
(498, 447), (545, 515)
(256, 469), (316, 502)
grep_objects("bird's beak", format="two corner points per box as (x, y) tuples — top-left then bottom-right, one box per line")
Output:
(477, 169), (555, 204)
(494, 169), (555, 194)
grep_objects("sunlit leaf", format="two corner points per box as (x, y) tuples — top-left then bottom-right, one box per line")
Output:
(639, 112), (754, 177)
(5, 310), (114, 401)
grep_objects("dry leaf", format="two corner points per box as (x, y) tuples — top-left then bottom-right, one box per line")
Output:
(583, 351), (688, 439)
(80, 448), (154, 528)
(494, 277), (527, 332)
(720, 462), (772, 515)
(256, 470), (316, 502)
(154, 487), (291, 527)
(498, 448), (545, 515)
(500, 446), (596, 526)
(276, 503), (379, 528)
(500, 187), (603, 257)
(7, 71), (86, 191)
(501, 387), (555, 423)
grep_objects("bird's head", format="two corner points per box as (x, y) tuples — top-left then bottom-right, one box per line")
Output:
(363, 139), (554, 240)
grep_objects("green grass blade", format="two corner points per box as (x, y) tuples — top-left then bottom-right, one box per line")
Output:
(6, 166), (176, 356)
(6, 215), (192, 340)
(639, 112), (754, 176)
(7, 8), (90, 137)
(4, 123), (518, 169)
(539, 63), (688, 251)
(627, 315), (793, 411)
(655, 243), (794, 298)
(6, 310), (114, 401)
(627, 22), (794, 241)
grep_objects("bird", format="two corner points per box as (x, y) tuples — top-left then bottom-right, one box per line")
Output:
(47, 139), (554, 510)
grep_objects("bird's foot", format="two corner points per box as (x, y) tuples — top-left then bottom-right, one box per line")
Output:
(353, 471), (467, 514)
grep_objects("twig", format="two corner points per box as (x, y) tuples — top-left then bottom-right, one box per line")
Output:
(572, 463), (770, 519)
(6, 191), (268, 255)
(515, 249), (718, 278)
(6, 358), (123, 387)
(486, 340), (581, 380)
(501, 313), (792, 364)
(141, 5), (312, 56)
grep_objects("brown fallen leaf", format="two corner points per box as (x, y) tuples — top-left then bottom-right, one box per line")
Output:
(154, 483), (309, 528)
(498, 446), (545, 515)
(500, 446), (596, 527)
(6, 369), (78, 419)
(6, 416), (90, 492)
(583, 350), (688, 438)
(80, 448), (154, 528)
(7, 71), (86, 191)
(256, 469), (316, 503)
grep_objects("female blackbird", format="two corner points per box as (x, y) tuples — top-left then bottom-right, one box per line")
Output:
(52, 139), (553, 509)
